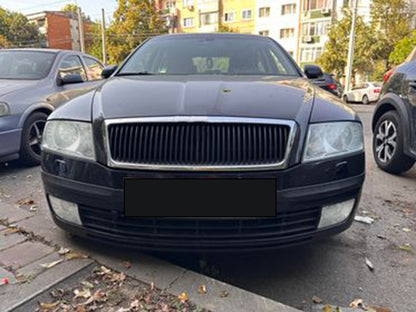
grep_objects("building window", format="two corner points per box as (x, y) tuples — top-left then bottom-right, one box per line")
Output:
(201, 12), (218, 26)
(303, 0), (329, 11)
(224, 12), (235, 22)
(242, 9), (252, 20)
(259, 30), (269, 36)
(301, 21), (330, 36)
(166, 1), (176, 9)
(37, 18), (46, 27)
(183, 17), (194, 27)
(183, 0), (193, 6)
(300, 47), (323, 62)
(281, 4), (296, 15)
(280, 28), (295, 38)
(259, 7), (270, 18)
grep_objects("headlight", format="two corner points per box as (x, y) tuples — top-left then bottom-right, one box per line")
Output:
(303, 122), (363, 162)
(0, 102), (10, 116)
(42, 120), (95, 161)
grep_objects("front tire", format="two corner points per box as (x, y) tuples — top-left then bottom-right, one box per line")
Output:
(362, 95), (369, 105)
(20, 112), (48, 166)
(373, 111), (415, 174)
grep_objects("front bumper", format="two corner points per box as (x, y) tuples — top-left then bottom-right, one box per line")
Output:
(42, 153), (365, 252)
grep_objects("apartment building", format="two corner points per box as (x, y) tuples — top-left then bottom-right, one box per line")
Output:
(254, 0), (300, 60)
(26, 11), (81, 51)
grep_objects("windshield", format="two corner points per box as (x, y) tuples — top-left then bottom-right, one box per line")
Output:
(0, 51), (56, 80)
(119, 36), (299, 76)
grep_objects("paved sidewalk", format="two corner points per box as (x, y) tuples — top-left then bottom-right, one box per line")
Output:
(0, 202), (300, 312)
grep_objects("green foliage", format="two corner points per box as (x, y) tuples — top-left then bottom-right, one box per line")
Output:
(85, 21), (103, 61)
(106, 0), (167, 64)
(0, 6), (42, 47)
(389, 30), (416, 65)
(218, 24), (236, 33)
(317, 9), (375, 80)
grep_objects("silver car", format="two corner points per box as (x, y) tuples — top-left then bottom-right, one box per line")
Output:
(343, 82), (382, 105)
(0, 49), (104, 165)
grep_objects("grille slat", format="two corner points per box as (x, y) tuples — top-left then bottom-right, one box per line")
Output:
(107, 122), (291, 168)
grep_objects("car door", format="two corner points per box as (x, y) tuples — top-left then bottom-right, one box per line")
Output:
(400, 62), (416, 155)
(47, 54), (99, 108)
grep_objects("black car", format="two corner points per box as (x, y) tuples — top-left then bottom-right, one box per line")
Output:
(372, 62), (416, 174)
(304, 66), (343, 98)
(41, 34), (365, 252)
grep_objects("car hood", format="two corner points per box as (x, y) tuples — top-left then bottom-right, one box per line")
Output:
(93, 75), (315, 122)
(0, 79), (40, 98)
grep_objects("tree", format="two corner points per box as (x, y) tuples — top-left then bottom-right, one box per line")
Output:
(0, 35), (10, 48)
(317, 9), (375, 80)
(370, 0), (413, 68)
(389, 30), (416, 65)
(61, 4), (91, 22)
(106, 0), (167, 64)
(0, 6), (42, 47)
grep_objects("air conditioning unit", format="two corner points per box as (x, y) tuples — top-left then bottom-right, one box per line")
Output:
(304, 36), (313, 43)
(321, 8), (331, 15)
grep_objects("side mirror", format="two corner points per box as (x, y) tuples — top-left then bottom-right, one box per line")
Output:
(58, 73), (84, 86)
(304, 65), (324, 79)
(101, 65), (118, 79)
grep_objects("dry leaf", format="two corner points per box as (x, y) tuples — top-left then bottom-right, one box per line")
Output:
(398, 244), (414, 254)
(349, 298), (365, 308)
(58, 247), (70, 255)
(124, 260), (131, 269)
(354, 215), (374, 224)
(150, 281), (155, 290)
(40, 259), (63, 269)
(402, 228), (411, 233)
(130, 299), (140, 309)
(4, 228), (19, 235)
(198, 284), (207, 294)
(39, 301), (60, 310)
(65, 251), (89, 260)
(322, 304), (332, 312)
(81, 281), (94, 289)
(178, 292), (188, 302)
(365, 258), (374, 271)
(312, 295), (322, 304)
(367, 305), (392, 312)
(74, 288), (92, 299)
(219, 289), (229, 298)
(17, 198), (35, 206)
(84, 289), (107, 305)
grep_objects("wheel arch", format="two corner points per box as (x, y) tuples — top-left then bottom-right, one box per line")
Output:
(18, 103), (54, 128)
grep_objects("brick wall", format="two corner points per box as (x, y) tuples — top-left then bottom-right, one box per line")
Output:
(46, 13), (73, 50)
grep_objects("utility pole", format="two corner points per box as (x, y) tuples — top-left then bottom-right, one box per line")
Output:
(101, 8), (107, 64)
(345, 0), (358, 92)
(77, 6), (85, 53)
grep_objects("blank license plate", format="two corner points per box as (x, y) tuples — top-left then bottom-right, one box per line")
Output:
(124, 178), (276, 218)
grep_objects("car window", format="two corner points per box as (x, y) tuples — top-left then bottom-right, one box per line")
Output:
(58, 55), (87, 81)
(119, 36), (299, 76)
(0, 51), (56, 80)
(83, 57), (104, 81)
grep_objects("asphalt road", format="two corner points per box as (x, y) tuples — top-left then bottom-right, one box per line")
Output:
(1, 105), (416, 311)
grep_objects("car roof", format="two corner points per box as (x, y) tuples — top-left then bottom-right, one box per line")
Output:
(1, 48), (100, 60)
(152, 33), (270, 40)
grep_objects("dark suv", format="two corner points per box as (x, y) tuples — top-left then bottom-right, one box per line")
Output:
(372, 62), (416, 174)
(41, 34), (365, 252)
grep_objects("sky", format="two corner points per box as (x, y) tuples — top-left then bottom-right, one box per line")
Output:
(1, 0), (118, 21)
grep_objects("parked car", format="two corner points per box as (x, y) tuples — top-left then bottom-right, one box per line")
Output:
(343, 82), (382, 104)
(372, 62), (416, 174)
(383, 46), (416, 83)
(0, 49), (104, 165)
(307, 70), (343, 98)
(41, 34), (365, 252)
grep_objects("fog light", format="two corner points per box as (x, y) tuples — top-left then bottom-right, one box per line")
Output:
(318, 199), (355, 229)
(49, 195), (82, 225)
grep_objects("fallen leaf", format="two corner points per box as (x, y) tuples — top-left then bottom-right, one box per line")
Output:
(39, 301), (60, 310)
(74, 288), (91, 299)
(58, 247), (70, 255)
(398, 244), (414, 254)
(124, 260), (131, 269)
(312, 295), (322, 304)
(402, 228), (411, 233)
(81, 281), (94, 289)
(150, 281), (155, 290)
(322, 304), (331, 312)
(350, 298), (365, 308)
(367, 305), (392, 312)
(4, 228), (19, 235)
(65, 251), (89, 260)
(198, 284), (207, 294)
(178, 292), (188, 302)
(95, 266), (111, 275)
(17, 198), (35, 206)
(109, 272), (126, 283)
(16, 273), (32, 284)
(84, 289), (106, 305)
(354, 215), (374, 224)
(130, 299), (140, 309)
(40, 259), (63, 269)
(365, 258), (374, 271)
(219, 289), (229, 298)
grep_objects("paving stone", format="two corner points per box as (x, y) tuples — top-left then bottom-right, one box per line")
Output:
(0, 232), (27, 251)
(0, 203), (33, 224)
(0, 266), (16, 284)
(0, 225), (6, 231)
(0, 241), (54, 270)
(16, 252), (63, 280)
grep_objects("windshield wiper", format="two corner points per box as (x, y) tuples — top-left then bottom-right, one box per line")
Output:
(116, 71), (154, 76)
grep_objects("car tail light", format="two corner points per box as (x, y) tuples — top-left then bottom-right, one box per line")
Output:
(327, 83), (337, 90)
(374, 88), (381, 93)
(383, 69), (394, 83)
